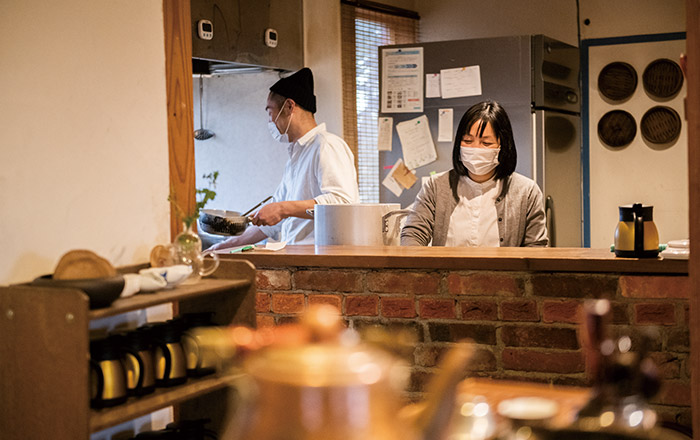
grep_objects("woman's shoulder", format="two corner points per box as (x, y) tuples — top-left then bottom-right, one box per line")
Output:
(503, 172), (542, 197)
(506, 172), (538, 188)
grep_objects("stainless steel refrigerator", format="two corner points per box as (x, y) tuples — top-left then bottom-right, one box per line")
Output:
(378, 35), (582, 247)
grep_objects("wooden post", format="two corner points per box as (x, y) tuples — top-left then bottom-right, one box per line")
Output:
(163, 0), (195, 240)
(687, 0), (700, 434)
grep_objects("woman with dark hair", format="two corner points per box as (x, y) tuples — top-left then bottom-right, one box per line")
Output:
(401, 101), (548, 247)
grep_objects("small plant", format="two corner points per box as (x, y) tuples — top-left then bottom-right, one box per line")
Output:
(169, 171), (219, 229)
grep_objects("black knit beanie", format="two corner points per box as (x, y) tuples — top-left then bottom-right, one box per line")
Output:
(269, 67), (317, 114)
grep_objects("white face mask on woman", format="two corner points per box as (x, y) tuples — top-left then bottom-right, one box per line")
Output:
(460, 146), (500, 176)
(268, 100), (293, 143)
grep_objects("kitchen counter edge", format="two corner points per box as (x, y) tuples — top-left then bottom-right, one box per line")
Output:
(221, 245), (688, 274)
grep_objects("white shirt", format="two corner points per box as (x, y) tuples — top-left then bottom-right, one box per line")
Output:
(445, 175), (501, 247)
(259, 123), (359, 244)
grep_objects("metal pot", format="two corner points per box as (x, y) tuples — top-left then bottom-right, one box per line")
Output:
(190, 306), (474, 440)
(313, 203), (410, 246)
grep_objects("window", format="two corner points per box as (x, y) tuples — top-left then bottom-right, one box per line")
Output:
(341, 1), (419, 203)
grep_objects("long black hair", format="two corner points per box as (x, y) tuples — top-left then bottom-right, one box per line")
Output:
(451, 100), (517, 180)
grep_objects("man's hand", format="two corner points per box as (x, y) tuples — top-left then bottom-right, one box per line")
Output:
(252, 202), (287, 226)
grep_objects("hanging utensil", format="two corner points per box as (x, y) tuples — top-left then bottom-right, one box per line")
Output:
(194, 75), (215, 141)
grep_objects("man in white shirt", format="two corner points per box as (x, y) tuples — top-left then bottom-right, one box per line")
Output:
(210, 68), (359, 249)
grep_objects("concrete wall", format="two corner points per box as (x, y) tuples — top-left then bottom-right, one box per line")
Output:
(0, 0), (170, 285)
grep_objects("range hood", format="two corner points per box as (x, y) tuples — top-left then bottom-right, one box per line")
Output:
(191, 0), (303, 74)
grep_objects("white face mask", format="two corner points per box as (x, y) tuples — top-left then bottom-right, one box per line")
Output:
(268, 100), (293, 143)
(460, 146), (500, 176)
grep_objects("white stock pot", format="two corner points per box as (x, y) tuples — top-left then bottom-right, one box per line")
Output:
(313, 203), (410, 246)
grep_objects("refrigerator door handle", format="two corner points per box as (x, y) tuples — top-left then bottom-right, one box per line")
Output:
(545, 195), (555, 247)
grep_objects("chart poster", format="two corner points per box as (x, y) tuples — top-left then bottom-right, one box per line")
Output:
(381, 47), (424, 113)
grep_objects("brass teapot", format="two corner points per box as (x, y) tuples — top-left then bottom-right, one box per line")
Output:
(191, 306), (473, 440)
(614, 204), (659, 258)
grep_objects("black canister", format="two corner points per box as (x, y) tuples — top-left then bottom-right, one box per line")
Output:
(180, 312), (218, 377)
(151, 320), (187, 387)
(90, 336), (129, 408)
(121, 328), (157, 395)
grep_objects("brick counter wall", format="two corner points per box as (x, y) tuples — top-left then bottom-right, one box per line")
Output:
(253, 267), (691, 427)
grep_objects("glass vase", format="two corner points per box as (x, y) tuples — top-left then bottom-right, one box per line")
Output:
(172, 223), (220, 284)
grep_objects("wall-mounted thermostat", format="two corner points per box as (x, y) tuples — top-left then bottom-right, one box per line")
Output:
(265, 28), (278, 48)
(197, 19), (213, 40)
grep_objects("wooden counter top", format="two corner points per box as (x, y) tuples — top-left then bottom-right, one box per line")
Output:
(223, 245), (687, 274)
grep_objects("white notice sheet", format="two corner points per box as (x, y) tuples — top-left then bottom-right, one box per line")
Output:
(440, 66), (482, 99)
(396, 115), (437, 170)
(381, 47), (424, 113)
(382, 158), (404, 197)
(377, 117), (393, 151)
(437, 109), (454, 142)
(426, 73), (441, 98)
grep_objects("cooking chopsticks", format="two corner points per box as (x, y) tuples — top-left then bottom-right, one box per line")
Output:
(242, 196), (273, 217)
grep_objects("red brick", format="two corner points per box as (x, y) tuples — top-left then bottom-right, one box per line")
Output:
(271, 293), (304, 314)
(345, 295), (378, 316)
(367, 271), (439, 295)
(500, 300), (539, 321)
(620, 275), (689, 299)
(255, 293), (271, 313)
(654, 406), (693, 432)
(381, 297), (416, 318)
(428, 323), (496, 345)
(609, 302), (630, 324)
(294, 269), (362, 292)
(414, 344), (445, 367)
(542, 300), (581, 324)
(447, 272), (523, 296)
(652, 380), (691, 406)
(256, 269), (291, 290)
(648, 352), (681, 379)
(256, 315), (275, 328)
(278, 316), (298, 325)
(501, 325), (579, 350)
(470, 348), (497, 372)
(668, 329), (690, 352)
(460, 300), (498, 320)
(531, 274), (617, 298)
(502, 348), (584, 373)
(419, 299), (456, 319)
(634, 303), (676, 325)
(307, 294), (342, 311)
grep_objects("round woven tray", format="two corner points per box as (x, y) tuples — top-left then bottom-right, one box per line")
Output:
(641, 106), (681, 144)
(598, 62), (637, 101)
(598, 110), (637, 147)
(643, 58), (684, 99)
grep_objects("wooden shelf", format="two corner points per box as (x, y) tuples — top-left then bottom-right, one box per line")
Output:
(90, 372), (244, 432)
(1, 259), (257, 440)
(89, 278), (251, 320)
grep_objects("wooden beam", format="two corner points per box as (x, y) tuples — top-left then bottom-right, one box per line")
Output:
(163, 0), (195, 240)
(687, 0), (700, 435)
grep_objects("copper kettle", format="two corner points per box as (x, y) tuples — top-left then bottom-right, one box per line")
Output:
(191, 306), (473, 440)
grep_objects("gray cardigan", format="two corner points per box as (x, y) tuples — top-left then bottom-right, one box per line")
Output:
(401, 170), (548, 247)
